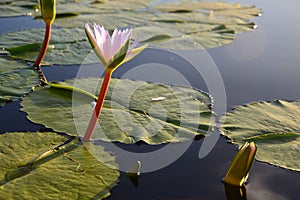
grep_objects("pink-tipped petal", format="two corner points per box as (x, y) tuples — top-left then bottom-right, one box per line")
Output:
(111, 29), (122, 55)
(118, 29), (129, 47)
(93, 24), (101, 44)
(126, 29), (132, 41)
(94, 25), (105, 49)
(109, 28), (132, 60)
(85, 24), (108, 66)
(85, 24), (96, 43)
(103, 31), (113, 62)
(94, 25), (112, 62)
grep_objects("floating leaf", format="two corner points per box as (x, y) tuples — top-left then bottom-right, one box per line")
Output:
(53, 1), (261, 49)
(0, 0), (152, 17)
(21, 78), (214, 144)
(132, 25), (235, 49)
(221, 100), (300, 171)
(1, 0), (261, 50)
(0, 132), (119, 199)
(149, 3), (258, 26)
(0, 57), (39, 106)
(0, 0), (40, 17)
(50, 12), (154, 31)
(0, 28), (97, 65)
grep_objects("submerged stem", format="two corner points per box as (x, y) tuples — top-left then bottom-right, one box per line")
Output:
(34, 23), (51, 82)
(83, 72), (112, 141)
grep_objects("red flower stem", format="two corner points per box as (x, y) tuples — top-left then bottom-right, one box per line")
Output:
(34, 23), (51, 82)
(83, 72), (112, 142)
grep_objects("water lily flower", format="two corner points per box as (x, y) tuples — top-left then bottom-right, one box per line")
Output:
(83, 24), (147, 141)
(224, 141), (257, 186)
(34, 0), (56, 77)
(85, 23), (147, 73)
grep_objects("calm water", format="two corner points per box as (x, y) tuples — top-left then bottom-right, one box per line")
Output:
(1, 0), (300, 199)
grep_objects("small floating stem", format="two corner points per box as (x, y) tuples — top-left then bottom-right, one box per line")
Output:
(83, 72), (112, 142)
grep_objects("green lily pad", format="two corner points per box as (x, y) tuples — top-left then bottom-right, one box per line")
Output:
(21, 78), (214, 144)
(1, 0), (261, 50)
(221, 100), (300, 171)
(0, 0), (152, 17)
(132, 25), (235, 50)
(0, 132), (119, 199)
(0, 28), (97, 65)
(0, 57), (39, 106)
(53, 1), (261, 49)
(0, 0), (39, 17)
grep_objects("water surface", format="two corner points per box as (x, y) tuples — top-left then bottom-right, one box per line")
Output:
(1, 0), (300, 199)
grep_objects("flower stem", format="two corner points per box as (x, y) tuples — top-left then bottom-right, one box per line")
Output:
(83, 72), (112, 142)
(34, 23), (51, 82)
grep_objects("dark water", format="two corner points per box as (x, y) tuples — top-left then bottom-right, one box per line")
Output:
(1, 0), (300, 199)
(208, 0), (300, 108)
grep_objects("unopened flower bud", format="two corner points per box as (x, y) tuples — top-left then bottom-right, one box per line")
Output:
(224, 141), (257, 186)
(40, 0), (56, 25)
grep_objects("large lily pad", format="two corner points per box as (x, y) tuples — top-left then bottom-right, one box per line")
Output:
(21, 78), (214, 144)
(0, 28), (97, 65)
(0, 57), (39, 106)
(0, 132), (119, 199)
(221, 100), (300, 171)
(1, 0), (261, 49)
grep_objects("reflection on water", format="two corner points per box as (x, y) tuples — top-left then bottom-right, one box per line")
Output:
(0, 16), (44, 34)
(208, 0), (300, 108)
(224, 183), (247, 200)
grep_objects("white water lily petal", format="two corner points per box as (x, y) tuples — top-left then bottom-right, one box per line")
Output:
(111, 28), (121, 53)
(94, 24), (112, 62)
(112, 28), (131, 56)
(85, 24), (108, 66)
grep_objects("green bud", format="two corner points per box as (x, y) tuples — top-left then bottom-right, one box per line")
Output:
(224, 141), (257, 186)
(40, 0), (56, 25)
